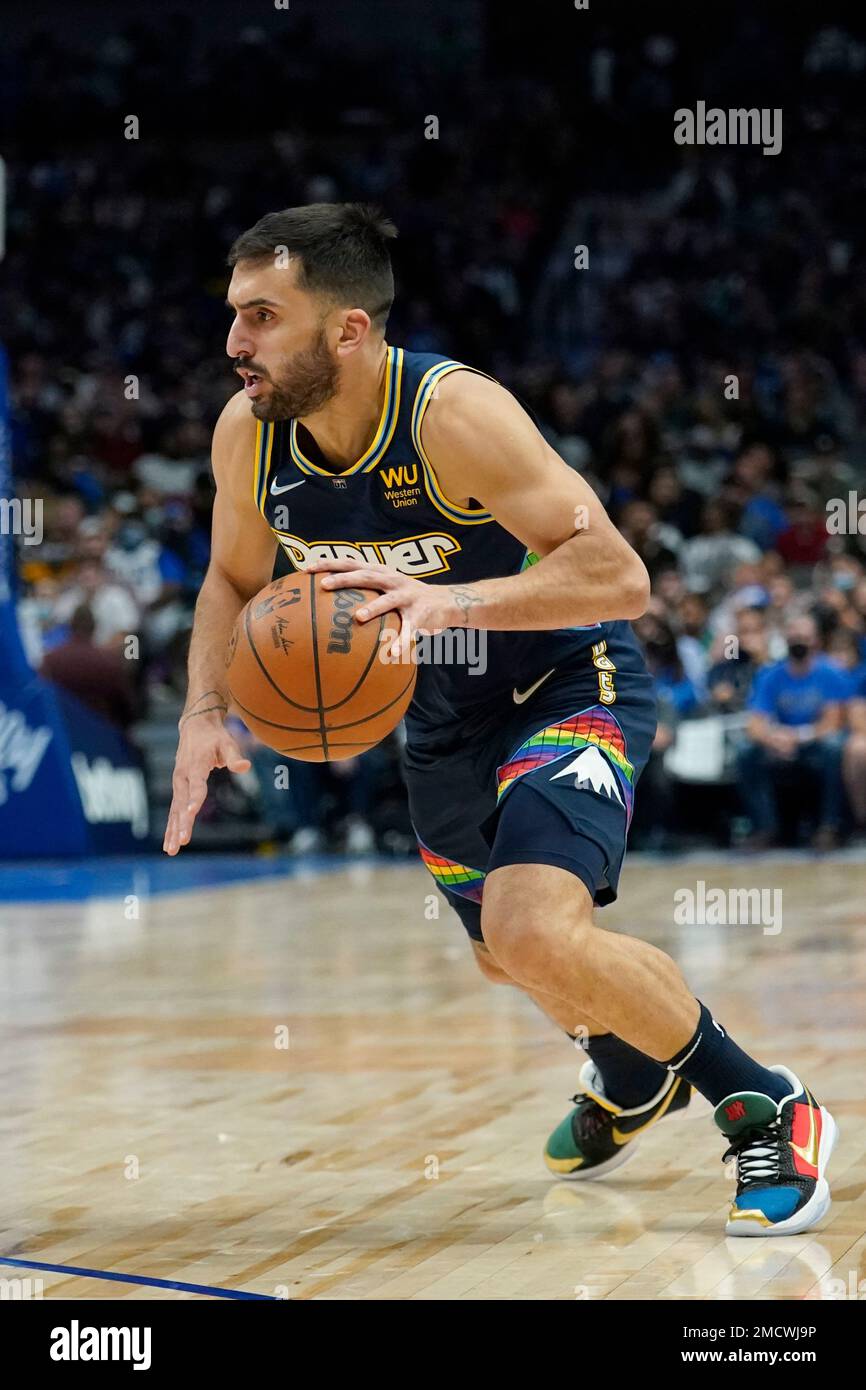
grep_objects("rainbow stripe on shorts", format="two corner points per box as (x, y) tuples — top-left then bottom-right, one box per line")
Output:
(417, 839), (486, 902)
(496, 706), (635, 823)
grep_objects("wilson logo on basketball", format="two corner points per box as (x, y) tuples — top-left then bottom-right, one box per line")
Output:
(327, 588), (366, 654)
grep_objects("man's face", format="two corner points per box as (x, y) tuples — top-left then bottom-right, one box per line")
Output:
(225, 259), (341, 421)
(785, 618), (817, 656)
(680, 596), (706, 634)
(737, 610), (766, 653)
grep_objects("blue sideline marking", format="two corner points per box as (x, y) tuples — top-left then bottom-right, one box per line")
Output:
(0, 852), (396, 904)
(0, 1255), (279, 1300)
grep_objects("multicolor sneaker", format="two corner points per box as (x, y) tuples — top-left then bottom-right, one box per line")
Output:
(715, 1065), (838, 1236)
(544, 1061), (696, 1180)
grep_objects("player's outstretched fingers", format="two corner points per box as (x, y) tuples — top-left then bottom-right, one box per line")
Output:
(216, 731), (251, 775)
(163, 779), (189, 856)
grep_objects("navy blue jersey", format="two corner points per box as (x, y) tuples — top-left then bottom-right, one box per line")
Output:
(253, 346), (645, 742)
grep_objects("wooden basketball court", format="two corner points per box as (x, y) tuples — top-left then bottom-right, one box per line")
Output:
(1, 852), (864, 1300)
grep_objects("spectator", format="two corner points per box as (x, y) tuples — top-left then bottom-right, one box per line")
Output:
(617, 499), (681, 581)
(40, 604), (137, 729)
(737, 614), (848, 848)
(52, 556), (141, 650)
(644, 463), (703, 539)
(825, 628), (866, 689)
(774, 491), (831, 573)
(680, 501), (762, 600)
(104, 513), (188, 648)
(636, 612), (701, 716)
(675, 591), (713, 698)
(706, 606), (769, 713)
(724, 444), (788, 551)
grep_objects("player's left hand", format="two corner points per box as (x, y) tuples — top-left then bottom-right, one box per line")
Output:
(304, 557), (454, 659)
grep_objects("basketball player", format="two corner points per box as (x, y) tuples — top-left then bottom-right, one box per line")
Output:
(164, 204), (836, 1236)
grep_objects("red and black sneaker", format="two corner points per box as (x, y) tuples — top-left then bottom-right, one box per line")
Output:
(714, 1065), (838, 1236)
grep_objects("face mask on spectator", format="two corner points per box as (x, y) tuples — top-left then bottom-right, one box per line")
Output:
(787, 641), (810, 661)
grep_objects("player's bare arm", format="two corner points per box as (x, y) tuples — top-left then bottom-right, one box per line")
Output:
(163, 391), (277, 856)
(307, 371), (650, 634)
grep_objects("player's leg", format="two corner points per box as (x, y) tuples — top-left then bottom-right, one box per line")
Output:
(416, 825), (691, 1183)
(482, 849), (698, 1057)
(471, 939), (671, 1104)
(470, 925), (698, 1181)
(481, 781), (837, 1232)
(472, 938), (602, 1025)
(404, 708), (687, 1170)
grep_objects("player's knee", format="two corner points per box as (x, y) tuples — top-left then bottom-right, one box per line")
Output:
(471, 940), (515, 986)
(481, 865), (594, 983)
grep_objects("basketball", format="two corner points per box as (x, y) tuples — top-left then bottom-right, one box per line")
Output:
(225, 572), (416, 760)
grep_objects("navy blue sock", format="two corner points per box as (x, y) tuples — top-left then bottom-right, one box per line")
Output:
(570, 1031), (670, 1109)
(665, 1002), (789, 1106)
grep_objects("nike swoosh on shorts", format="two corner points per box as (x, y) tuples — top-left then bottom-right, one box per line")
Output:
(513, 668), (555, 704)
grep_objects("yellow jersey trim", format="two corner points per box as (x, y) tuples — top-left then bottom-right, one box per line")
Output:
(411, 361), (494, 526)
(288, 346), (403, 477)
(253, 420), (277, 517)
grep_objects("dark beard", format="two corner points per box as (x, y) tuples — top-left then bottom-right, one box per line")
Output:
(251, 328), (340, 422)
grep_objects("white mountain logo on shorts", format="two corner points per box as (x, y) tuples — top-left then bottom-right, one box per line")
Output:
(549, 745), (624, 807)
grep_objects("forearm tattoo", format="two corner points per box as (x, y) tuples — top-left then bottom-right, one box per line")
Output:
(448, 585), (484, 625)
(180, 690), (228, 727)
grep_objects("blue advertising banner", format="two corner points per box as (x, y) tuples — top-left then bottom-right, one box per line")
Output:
(54, 687), (150, 853)
(0, 678), (151, 858)
(0, 677), (89, 856)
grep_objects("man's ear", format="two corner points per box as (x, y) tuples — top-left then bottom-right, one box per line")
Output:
(335, 308), (372, 357)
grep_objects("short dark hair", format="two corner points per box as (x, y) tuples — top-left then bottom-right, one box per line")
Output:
(228, 202), (397, 330)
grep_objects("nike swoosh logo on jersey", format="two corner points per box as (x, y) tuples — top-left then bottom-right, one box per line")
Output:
(513, 668), (555, 704)
(270, 477), (306, 495)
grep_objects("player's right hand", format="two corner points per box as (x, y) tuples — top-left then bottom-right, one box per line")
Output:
(163, 718), (252, 855)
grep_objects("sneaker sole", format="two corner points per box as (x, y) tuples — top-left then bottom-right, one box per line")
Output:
(544, 1141), (640, 1182)
(725, 1106), (839, 1237)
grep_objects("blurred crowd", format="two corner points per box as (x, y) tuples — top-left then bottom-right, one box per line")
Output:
(5, 11), (866, 853)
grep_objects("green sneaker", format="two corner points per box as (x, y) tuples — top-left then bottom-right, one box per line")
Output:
(544, 1061), (696, 1180)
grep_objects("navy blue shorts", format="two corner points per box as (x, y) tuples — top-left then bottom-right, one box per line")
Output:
(403, 632), (657, 943)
